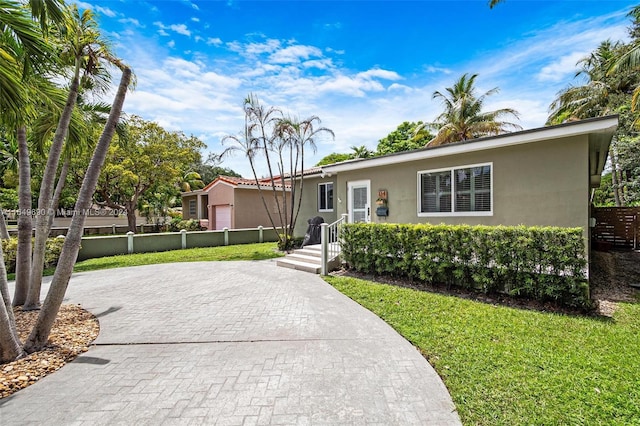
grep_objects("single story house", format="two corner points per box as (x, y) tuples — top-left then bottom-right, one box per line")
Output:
(181, 175), (291, 230)
(184, 116), (617, 251)
(293, 115), (617, 248)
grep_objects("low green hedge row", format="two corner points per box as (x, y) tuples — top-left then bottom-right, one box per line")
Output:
(341, 223), (591, 309)
(168, 218), (205, 232)
(1, 237), (65, 274)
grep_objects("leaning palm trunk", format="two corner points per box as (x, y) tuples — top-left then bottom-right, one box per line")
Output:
(13, 126), (32, 307)
(0, 244), (17, 331)
(610, 144), (623, 206)
(0, 239), (23, 362)
(23, 158), (70, 310)
(0, 210), (9, 239)
(46, 158), (70, 232)
(24, 64), (81, 310)
(24, 67), (131, 353)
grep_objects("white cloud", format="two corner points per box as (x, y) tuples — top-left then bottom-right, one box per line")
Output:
(192, 17), (200, 22)
(95, 5), (116, 17)
(537, 51), (588, 82)
(357, 69), (402, 81)
(207, 37), (223, 46)
(167, 40), (175, 48)
(269, 45), (323, 64)
(119, 18), (142, 27)
(388, 83), (413, 93)
(74, 1), (116, 18)
(302, 59), (334, 70)
(424, 65), (452, 74)
(242, 39), (282, 56)
(170, 24), (191, 37)
(154, 21), (192, 37)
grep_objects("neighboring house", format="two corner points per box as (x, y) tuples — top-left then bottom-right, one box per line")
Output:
(181, 175), (291, 230)
(294, 115), (617, 249)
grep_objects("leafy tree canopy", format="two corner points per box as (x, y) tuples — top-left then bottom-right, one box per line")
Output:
(315, 152), (352, 166)
(376, 121), (432, 155)
(95, 116), (205, 230)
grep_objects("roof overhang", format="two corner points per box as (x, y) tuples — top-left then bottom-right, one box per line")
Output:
(236, 184), (292, 191)
(322, 116), (618, 184)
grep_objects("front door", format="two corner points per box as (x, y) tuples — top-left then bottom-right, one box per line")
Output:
(348, 180), (371, 223)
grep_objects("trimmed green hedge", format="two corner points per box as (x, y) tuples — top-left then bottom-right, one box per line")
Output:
(341, 223), (591, 309)
(1, 237), (65, 274)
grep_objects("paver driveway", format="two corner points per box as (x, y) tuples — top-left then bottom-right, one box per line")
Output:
(0, 260), (460, 425)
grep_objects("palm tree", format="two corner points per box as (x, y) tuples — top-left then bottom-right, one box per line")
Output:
(25, 4), (126, 310)
(276, 115), (334, 242)
(608, 6), (640, 115)
(0, 7), (55, 306)
(181, 171), (205, 192)
(350, 145), (373, 159)
(24, 66), (132, 353)
(548, 41), (631, 123)
(548, 40), (640, 206)
(0, 0), (54, 117)
(426, 73), (521, 146)
(0, 0), (63, 361)
(222, 95), (287, 246)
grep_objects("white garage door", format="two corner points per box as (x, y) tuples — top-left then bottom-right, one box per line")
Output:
(215, 205), (232, 230)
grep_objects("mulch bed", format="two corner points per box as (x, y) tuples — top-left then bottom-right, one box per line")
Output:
(0, 305), (99, 399)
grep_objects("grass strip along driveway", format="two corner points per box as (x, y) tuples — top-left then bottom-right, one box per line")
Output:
(324, 275), (640, 425)
(73, 242), (283, 273)
(5, 243), (283, 280)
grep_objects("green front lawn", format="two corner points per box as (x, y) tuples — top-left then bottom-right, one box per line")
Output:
(6, 243), (282, 279)
(325, 275), (640, 425)
(73, 242), (283, 272)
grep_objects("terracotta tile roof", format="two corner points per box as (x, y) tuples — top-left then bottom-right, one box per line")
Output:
(202, 175), (292, 191)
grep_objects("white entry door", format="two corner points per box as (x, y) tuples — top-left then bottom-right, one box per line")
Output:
(348, 180), (371, 223)
(215, 205), (232, 229)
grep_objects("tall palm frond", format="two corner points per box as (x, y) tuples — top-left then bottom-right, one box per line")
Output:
(0, 136), (18, 173)
(0, 1), (53, 120)
(427, 73), (521, 146)
(27, 0), (65, 32)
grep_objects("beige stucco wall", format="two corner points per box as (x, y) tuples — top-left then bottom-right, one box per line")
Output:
(334, 135), (590, 235)
(233, 187), (290, 230)
(293, 176), (338, 237)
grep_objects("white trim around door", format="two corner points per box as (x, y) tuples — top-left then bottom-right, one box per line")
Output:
(347, 180), (371, 223)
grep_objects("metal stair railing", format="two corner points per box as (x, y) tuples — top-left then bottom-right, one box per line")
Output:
(320, 213), (348, 275)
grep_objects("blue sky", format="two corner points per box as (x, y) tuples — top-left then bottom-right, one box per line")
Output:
(77, 0), (637, 177)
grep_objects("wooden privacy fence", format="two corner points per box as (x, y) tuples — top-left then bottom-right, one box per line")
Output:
(592, 207), (640, 250)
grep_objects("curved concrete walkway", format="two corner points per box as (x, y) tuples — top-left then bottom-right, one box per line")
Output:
(1, 260), (460, 425)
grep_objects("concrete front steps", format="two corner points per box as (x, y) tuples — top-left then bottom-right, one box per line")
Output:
(276, 244), (341, 274)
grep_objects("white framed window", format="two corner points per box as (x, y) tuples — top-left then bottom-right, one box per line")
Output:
(418, 163), (492, 216)
(189, 199), (196, 216)
(318, 182), (334, 212)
